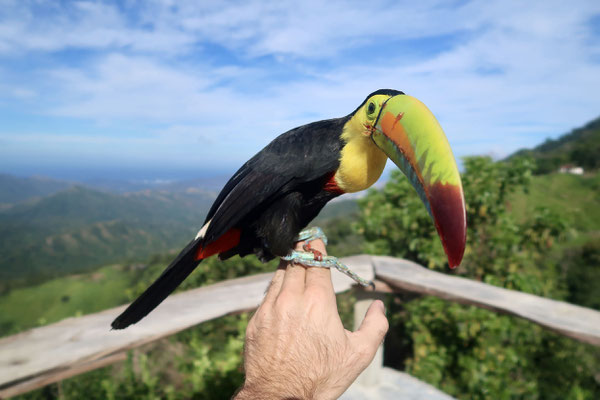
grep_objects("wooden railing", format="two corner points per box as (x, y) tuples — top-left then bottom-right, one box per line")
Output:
(1, 255), (599, 398)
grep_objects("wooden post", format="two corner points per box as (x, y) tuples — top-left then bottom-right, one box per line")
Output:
(353, 288), (386, 387)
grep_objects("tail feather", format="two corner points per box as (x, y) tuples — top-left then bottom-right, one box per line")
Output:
(111, 238), (201, 330)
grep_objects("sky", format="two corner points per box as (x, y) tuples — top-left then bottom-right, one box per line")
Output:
(0, 0), (599, 181)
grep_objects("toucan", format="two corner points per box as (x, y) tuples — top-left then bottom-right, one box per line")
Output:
(111, 89), (466, 329)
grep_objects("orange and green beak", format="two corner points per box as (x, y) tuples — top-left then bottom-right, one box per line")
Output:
(372, 94), (466, 268)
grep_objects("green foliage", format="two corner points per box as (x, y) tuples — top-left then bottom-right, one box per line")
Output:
(562, 238), (600, 310)
(357, 156), (600, 399)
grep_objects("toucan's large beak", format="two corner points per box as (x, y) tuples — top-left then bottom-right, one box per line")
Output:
(372, 95), (466, 268)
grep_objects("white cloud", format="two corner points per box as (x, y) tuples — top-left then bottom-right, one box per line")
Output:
(0, 0), (599, 173)
(0, 1), (193, 55)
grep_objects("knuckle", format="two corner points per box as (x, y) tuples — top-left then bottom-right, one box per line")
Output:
(355, 344), (374, 364)
(304, 285), (332, 303)
(378, 317), (390, 336)
(274, 290), (296, 309)
(366, 314), (389, 339)
(246, 322), (257, 338)
(254, 306), (269, 320)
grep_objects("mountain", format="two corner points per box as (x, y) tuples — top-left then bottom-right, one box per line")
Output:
(0, 174), (72, 206)
(0, 185), (215, 288)
(80, 174), (232, 194)
(510, 116), (600, 173)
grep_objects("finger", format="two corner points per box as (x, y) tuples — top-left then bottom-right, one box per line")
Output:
(350, 300), (389, 358)
(280, 250), (307, 295)
(261, 261), (287, 307)
(304, 239), (334, 294)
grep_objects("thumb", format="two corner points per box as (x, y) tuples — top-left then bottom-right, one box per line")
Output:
(350, 300), (389, 360)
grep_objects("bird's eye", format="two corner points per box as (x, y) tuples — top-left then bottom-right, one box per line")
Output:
(366, 101), (376, 118)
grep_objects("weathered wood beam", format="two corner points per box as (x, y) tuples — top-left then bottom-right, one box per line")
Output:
(372, 256), (600, 346)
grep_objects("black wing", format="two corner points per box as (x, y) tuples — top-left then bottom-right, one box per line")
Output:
(112, 116), (347, 329)
(201, 117), (347, 245)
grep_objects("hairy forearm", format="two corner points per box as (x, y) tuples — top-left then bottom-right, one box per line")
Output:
(234, 358), (330, 399)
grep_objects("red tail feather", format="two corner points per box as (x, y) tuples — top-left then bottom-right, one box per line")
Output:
(195, 228), (241, 260)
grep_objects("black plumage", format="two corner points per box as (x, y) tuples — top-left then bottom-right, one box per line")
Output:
(112, 116), (349, 329)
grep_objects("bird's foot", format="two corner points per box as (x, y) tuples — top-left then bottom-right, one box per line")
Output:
(282, 251), (373, 288)
(297, 226), (328, 246)
(296, 226), (329, 261)
(282, 227), (374, 288)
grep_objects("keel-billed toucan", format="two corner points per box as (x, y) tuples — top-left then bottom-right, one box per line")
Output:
(112, 89), (466, 329)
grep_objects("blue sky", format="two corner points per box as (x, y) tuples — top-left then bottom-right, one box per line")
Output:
(1, 0), (599, 181)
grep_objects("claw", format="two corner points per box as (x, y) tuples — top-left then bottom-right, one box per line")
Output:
(303, 241), (323, 261)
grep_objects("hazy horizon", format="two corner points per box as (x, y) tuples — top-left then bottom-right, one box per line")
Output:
(1, 164), (236, 183)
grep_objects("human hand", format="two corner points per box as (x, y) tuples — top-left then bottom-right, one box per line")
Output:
(235, 240), (388, 400)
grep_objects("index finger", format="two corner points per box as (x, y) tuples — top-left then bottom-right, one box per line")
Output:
(261, 261), (287, 307)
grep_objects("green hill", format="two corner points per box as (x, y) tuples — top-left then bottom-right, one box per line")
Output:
(0, 263), (137, 335)
(510, 116), (600, 173)
(0, 173), (72, 206)
(0, 185), (215, 288)
(509, 172), (600, 233)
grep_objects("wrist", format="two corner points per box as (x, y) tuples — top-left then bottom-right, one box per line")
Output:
(234, 388), (297, 400)
(233, 382), (304, 400)
(233, 386), (260, 400)
(232, 387), (257, 400)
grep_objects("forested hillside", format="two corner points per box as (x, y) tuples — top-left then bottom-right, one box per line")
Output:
(0, 183), (215, 289)
(510, 116), (600, 173)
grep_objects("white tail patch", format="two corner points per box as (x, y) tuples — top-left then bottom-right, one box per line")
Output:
(195, 220), (211, 240)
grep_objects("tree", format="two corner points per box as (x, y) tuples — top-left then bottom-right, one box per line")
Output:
(357, 156), (599, 399)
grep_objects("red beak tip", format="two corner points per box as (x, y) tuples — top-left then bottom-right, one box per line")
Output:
(446, 252), (463, 270)
(428, 182), (466, 272)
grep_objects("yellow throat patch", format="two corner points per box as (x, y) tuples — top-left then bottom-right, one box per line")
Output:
(334, 94), (390, 193)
